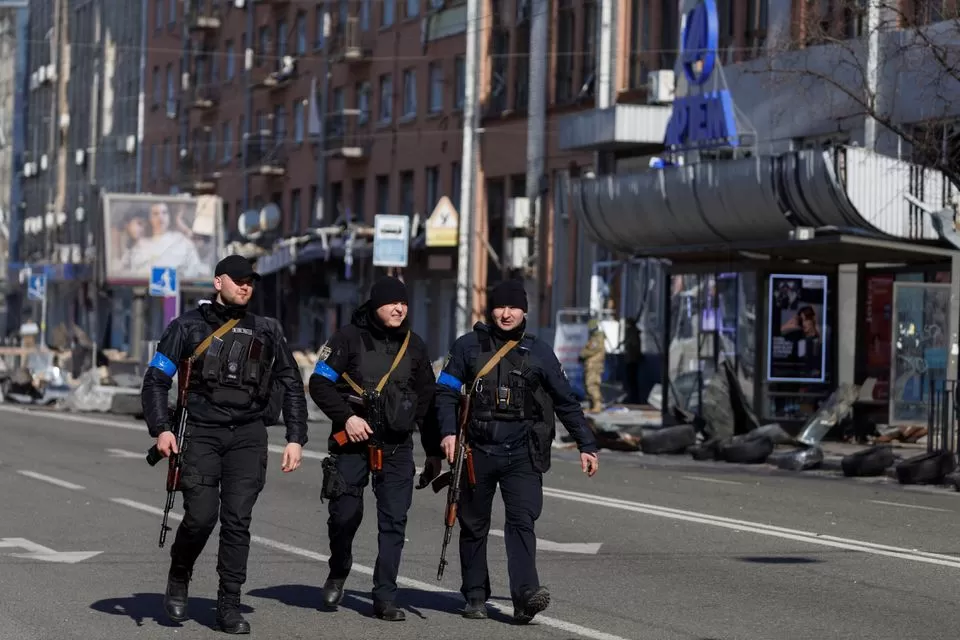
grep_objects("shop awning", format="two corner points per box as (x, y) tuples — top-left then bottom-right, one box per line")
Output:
(572, 146), (956, 255)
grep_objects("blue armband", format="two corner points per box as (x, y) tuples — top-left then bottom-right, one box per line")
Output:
(313, 360), (340, 382)
(438, 371), (463, 391)
(148, 352), (178, 378)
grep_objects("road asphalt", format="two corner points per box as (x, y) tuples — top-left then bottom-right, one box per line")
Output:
(3, 405), (960, 639)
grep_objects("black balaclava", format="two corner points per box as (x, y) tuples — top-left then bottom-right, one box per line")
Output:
(487, 279), (528, 341)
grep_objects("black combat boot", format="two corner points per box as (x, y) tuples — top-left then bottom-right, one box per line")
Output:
(162, 567), (191, 622)
(513, 586), (550, 625)
(215, 589), (251, 634)
(373, 600), (405, 622)
(462, 596), (488, 619)
(321, 578), (345, 609)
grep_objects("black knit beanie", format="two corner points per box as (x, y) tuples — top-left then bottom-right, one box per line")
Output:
(488, 279), (528, 312)
(369, 276), (408, 308)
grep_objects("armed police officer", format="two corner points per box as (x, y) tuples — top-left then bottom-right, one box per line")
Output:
(141, 255), (308, 634)
(309, 276), (440, 621)
(435, 279), (600, 624)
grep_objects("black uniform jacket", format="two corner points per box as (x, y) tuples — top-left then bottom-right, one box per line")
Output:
(308, 302), (441, 457)
(141, 300), (309, 445)
(436, 321), (599, 454)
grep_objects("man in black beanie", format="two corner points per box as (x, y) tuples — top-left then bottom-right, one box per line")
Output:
(308, 276), (442, 621)
(433, 278), (599, 624)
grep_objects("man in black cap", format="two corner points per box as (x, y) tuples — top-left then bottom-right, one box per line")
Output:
(308, 276), (441, 621)
(141, 254), (308, 634)
(434, 278), (599, 624)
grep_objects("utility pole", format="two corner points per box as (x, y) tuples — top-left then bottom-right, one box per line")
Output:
(178, 0), (191, 192)
(313, 1), (330, 228)
(455, 0), (479, 338)
(242, 0), (254, 210)
(524, 0), (547, 333)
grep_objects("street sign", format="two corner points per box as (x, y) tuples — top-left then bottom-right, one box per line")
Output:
(26, 274), (46, 302)
(425, 196), (459, 247)
(372, 214), (410, 268)
(149, 266), (178, 298)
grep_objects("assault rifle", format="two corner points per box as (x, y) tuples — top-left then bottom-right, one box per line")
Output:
(145, 358), (193, 549)
(434, 385), (476, 581)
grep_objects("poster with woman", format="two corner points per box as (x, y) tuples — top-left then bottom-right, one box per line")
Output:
(102, 193), (224, 285)
(766, 274), (828, 382)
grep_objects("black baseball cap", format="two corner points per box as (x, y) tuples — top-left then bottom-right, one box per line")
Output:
(215, 255), (261, 282)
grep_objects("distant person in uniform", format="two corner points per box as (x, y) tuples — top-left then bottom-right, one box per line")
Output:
(623, 318), (643, 404)
(579, 319), (606, 412)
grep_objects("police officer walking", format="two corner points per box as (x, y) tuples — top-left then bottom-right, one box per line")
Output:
(308, 276), (441, 621)
(435, 279), (600, 624)
(142, 255), (308, 634)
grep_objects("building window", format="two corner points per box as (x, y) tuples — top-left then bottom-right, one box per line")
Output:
(296, 12), (307, 54)
(379, 74), (392, 123)
(208, 128), (217, 162)
(154, 0), (162, 30)
(352, 178), (366, 220)
(315, 7), (325, 49)
(152, 66), (161, 105)
(258, 26), (270, 66)
(150, 145), (158, 179)
(294, 100), (305, 143)
(453, 55), (465, 109)
(168, 0), (176, 26)
(428, 62), (443, 113)
(399, 170), (414, 214)
(425, 166), (439, 208)
(225, 41), (236, 80)
(277, 20), (288, 59)
(291, 188), (302, 233)
(360, 0), (371, 30)
(331, 182), (343, 218)
(274, 105), (287, 141)
(556, 0), (574, 102)
(406, 0), (419, 18)
(357, 81), (371, 124)
(163, 138), (172, 176)
(166, 63), (174, 103)
(382, 0), (395, 26)
(376, 175), (390, 214)
(402, 68), (416, 117)
(222, 121), (233, 162)
(451, 162), (461, 209)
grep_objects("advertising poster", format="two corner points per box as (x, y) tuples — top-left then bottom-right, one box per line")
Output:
(102, 193), (224, 285)
(766, 274), (828, 383)
(863, 274), (893, 401)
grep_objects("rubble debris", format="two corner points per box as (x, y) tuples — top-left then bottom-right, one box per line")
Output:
(840, 444), (896, 477)
(640, 424), (696, 455)
(796, 384), (860, 445)
(719, 432), (774, 464)
(895, 450), (956, 485)
(768, 445), (823, 471)
(875, 425), (928, 444)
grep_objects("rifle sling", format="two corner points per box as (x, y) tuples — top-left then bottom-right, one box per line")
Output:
(188, 318), (241, 363)
(472, 339), (519, 389)
(342, 331), (411, 397)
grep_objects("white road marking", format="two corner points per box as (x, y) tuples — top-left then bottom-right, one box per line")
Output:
(682, 475), (743, 486)
(106, 448), (145, 459)
(541, 486), (960, 569)
(488, 528), (602, 554)
(868, 499), (951, 513)
(16, 470), (85, 491)
(111, 498), (631, 640)
(0, 537), (101, 563)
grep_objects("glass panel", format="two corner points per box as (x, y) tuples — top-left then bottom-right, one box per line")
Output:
(889, 282), (950, 425)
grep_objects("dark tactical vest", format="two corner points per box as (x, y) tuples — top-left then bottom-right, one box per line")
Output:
(471, 334), (536, 424)
(196, 314), (274, 410)
(342, 331), (417, 433)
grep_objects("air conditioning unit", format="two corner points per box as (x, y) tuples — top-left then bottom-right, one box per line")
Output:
(506, 197), (530, 230)
(647, 69), (675, 105)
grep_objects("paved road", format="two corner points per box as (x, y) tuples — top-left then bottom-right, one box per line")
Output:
(3, 406), (960, 639)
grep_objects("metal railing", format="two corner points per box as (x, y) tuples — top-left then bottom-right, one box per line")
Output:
(927, 379), (958, 456)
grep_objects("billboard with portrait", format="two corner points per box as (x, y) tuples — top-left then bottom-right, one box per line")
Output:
(766, 274), (828, 383)
(102, 193), (225, 285)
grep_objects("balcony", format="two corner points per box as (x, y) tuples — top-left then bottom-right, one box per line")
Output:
(253, 56), (297, 92)
(178, 155), (220, 195)
(245, 131), (287, 176)
(186, 1), (221, 32)
(324, 109), (372, 162)
(332, 17), (372, 64)
(189, 84), (220, 111)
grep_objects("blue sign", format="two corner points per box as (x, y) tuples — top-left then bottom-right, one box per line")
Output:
(664, 0), (739, 150)
(26, 274), (46, 301)
(372, 214), (410, 269)
(149, 266), (178, 298)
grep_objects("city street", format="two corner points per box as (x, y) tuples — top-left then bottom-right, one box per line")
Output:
(3, 406), (960, 639)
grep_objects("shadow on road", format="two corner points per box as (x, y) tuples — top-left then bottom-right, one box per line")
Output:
(90, 592), (253, 630)
(738, 555), (824, 565)
(247, 584), (514, 623)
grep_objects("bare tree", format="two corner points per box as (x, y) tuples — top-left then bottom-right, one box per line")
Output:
(746, 0), (960, 189)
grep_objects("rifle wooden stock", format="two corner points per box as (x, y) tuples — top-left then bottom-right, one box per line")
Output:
(368, 443), (383, 472)
(333, 431), (349, 446)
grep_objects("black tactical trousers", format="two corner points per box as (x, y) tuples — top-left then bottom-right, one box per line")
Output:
(458, 447), (544, 605)
(169, 421), (268, 594)
(326, 441), (415, 603)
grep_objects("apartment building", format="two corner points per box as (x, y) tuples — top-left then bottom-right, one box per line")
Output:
(16, 0), (144, 347)
(142, 0), (602, 354)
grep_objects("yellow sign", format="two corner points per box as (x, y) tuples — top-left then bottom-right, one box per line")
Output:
(425, 196), (459, 247)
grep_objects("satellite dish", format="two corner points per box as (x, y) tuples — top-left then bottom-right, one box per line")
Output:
(237, 203), (282, 240)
